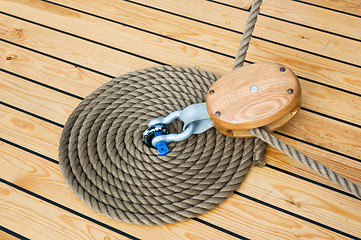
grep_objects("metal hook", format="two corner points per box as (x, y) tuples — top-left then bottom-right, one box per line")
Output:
(144, 111), (195, 155)
(151, 122), (195, 146)
(143, 103), (214, 155)
(148, 110), (182, 128)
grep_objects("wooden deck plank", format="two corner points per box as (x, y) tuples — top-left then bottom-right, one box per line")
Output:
(215, 0), (361, 39)
(2, 55), (361, 181)
(124, 0), (361, 93)
(0, 228), (25, 240)
(4, 0), (361, 92)
(292, 0), (361, 15)
(0, 232), (18, 240)
(0, 41), (111, 97)
(0, 183), (132, 240)
(0, 41), (110, 98)
(0, 105), (62, 159)
(282, 111), (361, 159)
(0, 71), (77, 124)
(1, 0), (361, 96)
(264, 140), (361, 189)
(1, 141), (357, 239)
(0, 15), (156, 78)
(261, 0), (361, 36)
(1, 77), (361, 237)
(2, 0), (360, 174)
(128, 0), (361, 64)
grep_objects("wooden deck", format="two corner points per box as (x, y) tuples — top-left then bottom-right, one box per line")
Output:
(1, 0), (361, 239)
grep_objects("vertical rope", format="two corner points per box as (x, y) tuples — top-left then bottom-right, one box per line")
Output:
(231, 0), (267, 165)
(233, 0), (361, 200)
(233, 0), (263, 69)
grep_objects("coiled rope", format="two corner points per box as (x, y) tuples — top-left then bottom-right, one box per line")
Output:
(59, 0), (360, 226)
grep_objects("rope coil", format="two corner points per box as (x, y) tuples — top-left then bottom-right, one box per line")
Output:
(60, 0), (266, 225)
(59, 0), (360, 227)
(59, 66), (256, 225)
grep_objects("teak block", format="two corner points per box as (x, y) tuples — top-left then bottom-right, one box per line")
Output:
(206, 62), (301, 138)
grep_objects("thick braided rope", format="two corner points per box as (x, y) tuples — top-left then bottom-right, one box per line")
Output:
(232, 0), (361, 199)
(232, 0), (267, 165)
(59, 66), (256, 225)
(59, 0), (266, 225)
(248, 128), (361, 199)
(240, 0), (361, 199)
(233, 0), (263, 69)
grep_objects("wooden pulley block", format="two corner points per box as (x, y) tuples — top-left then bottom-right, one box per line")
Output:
(206, 62), (301, 138)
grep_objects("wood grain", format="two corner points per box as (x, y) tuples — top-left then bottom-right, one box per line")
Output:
(127, 0), (361, 91)
(0, 183), (132, 240)
(68, 0), (361, 66)
(0, 105), (62, 159)
(1, 0), (361, 95)
(262, 0), (361, 39)
(0, 145), (241, 240)
(0, 41), (110, 98)
(131, 0), (361, 64)
(215, 0), (361, 39)
(2, 61), (361, 179)
(281, 110), (361, 159)
(207, 63), (301, 132)
(297, 0), (361, 15)
(0, 78), (359, 239)
(265, 138), (361, 187)
(1, 141), (358, 239)
(0, 230), (22, 240)
(1, 34), (361, 129)
(0, 14), (156, 78)
(0, 71), (77, 124)
(7, 54), (356, 192)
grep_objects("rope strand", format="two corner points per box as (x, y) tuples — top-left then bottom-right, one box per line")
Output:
(234, 0), (361, 200)
(233, 0), (263, 69)
(232, 0), (267, 166)
(247, 128), (361, 199)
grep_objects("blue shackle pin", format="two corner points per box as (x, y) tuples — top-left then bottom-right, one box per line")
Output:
(142, 103), (213, 156)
